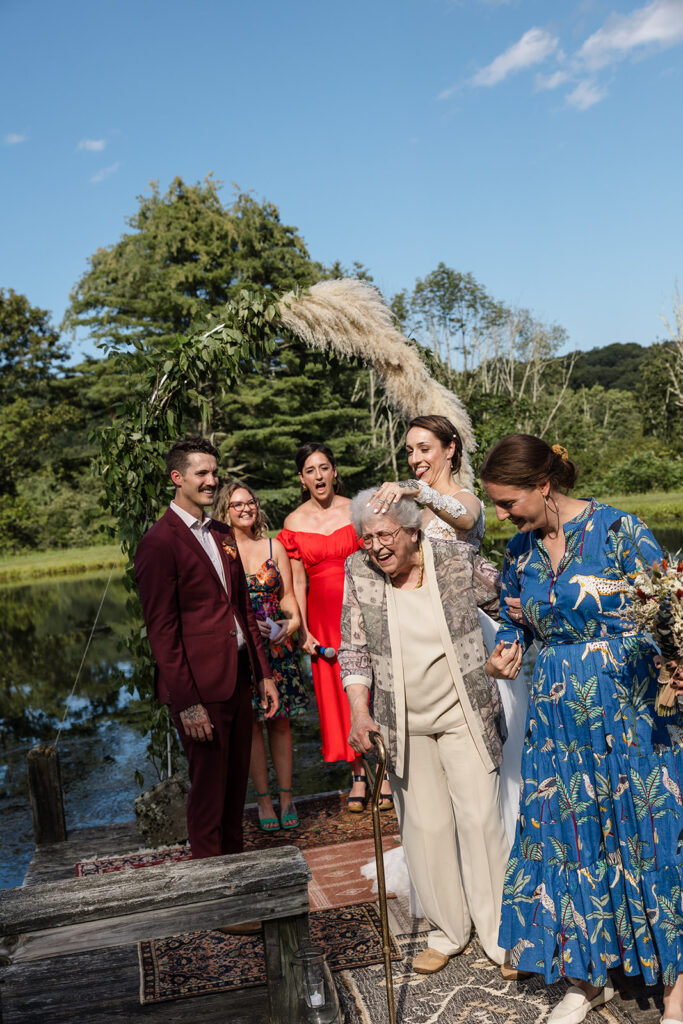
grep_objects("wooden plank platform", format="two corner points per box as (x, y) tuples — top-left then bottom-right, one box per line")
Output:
(22, 820), (143, 885)
(1, 837), (311, 1024)
(0, 942), (268, 1024)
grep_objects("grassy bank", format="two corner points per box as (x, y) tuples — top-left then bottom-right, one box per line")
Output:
(485, 489), (683, 537)
(0, 544), (126, 586)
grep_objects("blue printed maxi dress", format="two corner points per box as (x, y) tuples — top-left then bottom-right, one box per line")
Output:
(497, 500), (683, 986)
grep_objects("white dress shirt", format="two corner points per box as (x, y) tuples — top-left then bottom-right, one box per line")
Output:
(170, 502), (245, 648)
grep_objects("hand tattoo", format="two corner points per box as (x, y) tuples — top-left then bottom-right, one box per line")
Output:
(181, 704), (205, 722)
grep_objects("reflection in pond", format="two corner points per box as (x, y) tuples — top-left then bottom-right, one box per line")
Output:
(0, 573), (159, 888)
(0, 572), (347, 888)
(653, 525), (683, 556)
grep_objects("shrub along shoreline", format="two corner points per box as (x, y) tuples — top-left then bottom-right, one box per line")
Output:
(0, 544), (125, 586)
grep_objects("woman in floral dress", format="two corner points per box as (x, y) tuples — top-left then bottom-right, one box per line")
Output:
(214, 482), (308, 832)
(482, 433), (683, 1024)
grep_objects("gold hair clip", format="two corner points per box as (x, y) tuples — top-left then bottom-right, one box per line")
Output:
(551, 444), (569, 462)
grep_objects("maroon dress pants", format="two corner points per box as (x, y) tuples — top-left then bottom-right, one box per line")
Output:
(173, 650), (253, 858)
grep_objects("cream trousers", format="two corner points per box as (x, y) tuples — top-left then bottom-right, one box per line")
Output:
(391, 708), (509, 963)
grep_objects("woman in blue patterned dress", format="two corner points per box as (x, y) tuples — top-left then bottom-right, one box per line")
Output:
(214, 482), (308, 832)
(481, 434), (683, 1024)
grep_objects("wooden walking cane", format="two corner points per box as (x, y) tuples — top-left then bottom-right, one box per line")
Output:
(365, 731), (397, 1024)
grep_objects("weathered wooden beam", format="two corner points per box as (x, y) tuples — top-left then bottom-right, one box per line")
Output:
(263, 913), (310, 1024)
(1, 846), (310, 958)
(26, 745), (66, 846)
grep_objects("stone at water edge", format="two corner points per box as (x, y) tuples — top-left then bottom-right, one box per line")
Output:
(134, 775), (188, 846)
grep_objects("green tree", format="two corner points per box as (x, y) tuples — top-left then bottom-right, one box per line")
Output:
(0, 288), (67, 404)
(214, 341), (401, 522)
(63, 176), (321, 351)
(406, 263), (505, 382)
(0, 291), (83, 550)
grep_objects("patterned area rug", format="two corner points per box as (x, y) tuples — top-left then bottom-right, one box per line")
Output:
(339, 934), (641, 1024)
(242, 791), (399, 851)
(75, 843), (191, 877)
(138, 902), (401, 1005)
(74, 792), (399, 875)
(307, 835), (401, 910)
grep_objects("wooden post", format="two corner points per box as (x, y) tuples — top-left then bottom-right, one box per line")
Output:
(26, 745), (66, 845)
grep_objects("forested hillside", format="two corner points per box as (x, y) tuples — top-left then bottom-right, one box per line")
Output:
(2, 177), (681, 553)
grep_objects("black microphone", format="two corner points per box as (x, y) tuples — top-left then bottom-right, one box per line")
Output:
(313, 644), (336, 659)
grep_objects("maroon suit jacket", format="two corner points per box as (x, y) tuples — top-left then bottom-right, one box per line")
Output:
(134, 507), (271, 713)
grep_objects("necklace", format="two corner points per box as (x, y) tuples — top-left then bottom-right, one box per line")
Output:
(392, 543), (424, 589)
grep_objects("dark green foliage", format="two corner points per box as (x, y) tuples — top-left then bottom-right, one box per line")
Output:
(592, 447), (683, 495)
(214, 341), (399, 522)
(569, 342), (650, 391)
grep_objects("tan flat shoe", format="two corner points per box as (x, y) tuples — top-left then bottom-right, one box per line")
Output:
(412, 947), (450, 974)
(217, 920), (262, 935)
(500, 962), (532, 980)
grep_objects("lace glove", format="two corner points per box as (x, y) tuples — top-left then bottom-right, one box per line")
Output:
(417, 481), (468, 519)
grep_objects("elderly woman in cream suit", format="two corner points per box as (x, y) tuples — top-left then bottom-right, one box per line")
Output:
(339, 490), (509, 976)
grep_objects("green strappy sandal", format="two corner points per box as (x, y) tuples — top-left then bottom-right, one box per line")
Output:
(279, 788), (299, 829)
(256, 791), (280, 833)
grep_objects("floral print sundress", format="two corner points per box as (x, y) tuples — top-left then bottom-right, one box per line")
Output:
(246, 541), (308, 721)
(497, 500), (683, 986)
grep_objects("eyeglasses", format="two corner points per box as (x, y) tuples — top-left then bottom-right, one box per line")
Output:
(361, 527), (403, 548)
(228, 499), (257, 511)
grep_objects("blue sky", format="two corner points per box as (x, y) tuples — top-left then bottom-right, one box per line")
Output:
(1, 0), (682, 361)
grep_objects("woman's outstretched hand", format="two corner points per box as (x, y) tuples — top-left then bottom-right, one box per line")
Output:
(368, 480), (420, 513)
(486, 639), (523, 679)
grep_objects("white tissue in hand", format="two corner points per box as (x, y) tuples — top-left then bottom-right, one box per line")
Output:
(264, 617), (281, 640)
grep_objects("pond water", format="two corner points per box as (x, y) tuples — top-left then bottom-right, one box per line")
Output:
(1, 521), (681, 889)
(0, 573), (348, 888)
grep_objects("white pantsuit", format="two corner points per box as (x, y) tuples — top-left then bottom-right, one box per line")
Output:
(391, 708), (508, 961)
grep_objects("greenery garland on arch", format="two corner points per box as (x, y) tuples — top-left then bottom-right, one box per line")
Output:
(98, 280), (475, 778)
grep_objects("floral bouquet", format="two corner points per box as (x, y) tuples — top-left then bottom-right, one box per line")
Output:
(624, 557), (683, 715)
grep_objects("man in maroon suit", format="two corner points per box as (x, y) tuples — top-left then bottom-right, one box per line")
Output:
(135, 436), (278, 858)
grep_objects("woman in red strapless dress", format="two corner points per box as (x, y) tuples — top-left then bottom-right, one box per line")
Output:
(278, 442), (392, 810)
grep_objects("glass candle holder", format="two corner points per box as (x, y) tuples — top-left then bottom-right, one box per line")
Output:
(290, 944), (341, 1023)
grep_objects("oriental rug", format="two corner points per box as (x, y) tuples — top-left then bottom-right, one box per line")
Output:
(137, 901), (401, 1005)
(242, 791), (399, 851)
(75, 792), (399, 876)
(338, 934), (642, 1024)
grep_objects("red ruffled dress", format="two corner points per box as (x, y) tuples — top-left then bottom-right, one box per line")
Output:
(277, 524), (360, 763)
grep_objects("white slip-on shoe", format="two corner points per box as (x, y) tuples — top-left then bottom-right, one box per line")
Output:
(547, 979), (614, 1024)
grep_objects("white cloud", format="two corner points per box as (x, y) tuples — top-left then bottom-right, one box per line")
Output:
(4, 133), (26, 145)
(471, 27), (559, 86)
(566, 78), (609, 109)
(78, 138), (106, 152)
(90, 162), (120, 184)
(578, 0), (683, 71)
(535, 68), (571, 90)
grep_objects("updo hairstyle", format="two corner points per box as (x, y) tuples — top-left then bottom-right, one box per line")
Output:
(295, 442), (344, 501)
(408, 415), (463, 476)
(479, 434), (578, 493)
